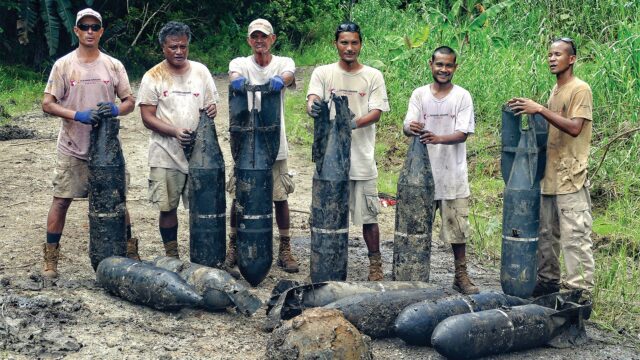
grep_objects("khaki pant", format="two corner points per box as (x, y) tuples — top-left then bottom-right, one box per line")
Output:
(148, 167), (189, 211)
(226, 159), (294, 201)
(434, 198), (470, 244)
(538, 187), (595, 291)
(53, 152), (129, 198)
(349, 179), (380, 226)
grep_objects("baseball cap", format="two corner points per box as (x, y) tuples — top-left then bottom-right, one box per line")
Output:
(76, 8), (102, 26)
(247, 19), (273, 36)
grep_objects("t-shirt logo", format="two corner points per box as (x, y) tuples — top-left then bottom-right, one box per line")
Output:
(163, 90), (169, 97)
(330, 88), (336, 94)
(70, 80), (77, 87)
(193, 93), (200, 97)
(103, 80), (110, 85)
(359, 92), (366, 97)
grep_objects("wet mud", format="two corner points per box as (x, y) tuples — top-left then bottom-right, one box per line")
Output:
(0, 124), (36, 141)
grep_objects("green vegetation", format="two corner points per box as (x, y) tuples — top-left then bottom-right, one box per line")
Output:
(1, 0), (638, 337)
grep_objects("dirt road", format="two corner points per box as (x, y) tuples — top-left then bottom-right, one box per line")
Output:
(0, 75), (637, 359)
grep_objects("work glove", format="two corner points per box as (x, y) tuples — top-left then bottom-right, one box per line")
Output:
(74, 109), (99, 125)
(269, 75), (285, 92)
(309, 99), (324, 118)
(97, 102), (119, 118)
(231, 76), (246, 92)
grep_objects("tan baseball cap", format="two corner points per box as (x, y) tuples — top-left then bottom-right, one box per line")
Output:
(247, 19), (273, 36)
(76, 8), (102, 25)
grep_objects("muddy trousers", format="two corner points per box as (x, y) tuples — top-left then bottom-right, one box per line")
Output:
(537, 187), (595, 291)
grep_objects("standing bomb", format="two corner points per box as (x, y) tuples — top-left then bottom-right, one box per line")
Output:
(431, 291), (591, 360)
(323, 287), (457, 339)
(394, 291), (529, 346)
(265, 280), (435, 331)
(229, 83), (280, 286)
(310, 95), (352, 282)
(150, 257), (261, 316)
(88, 114), (127, 270)
(96, 256), (202, 310)
(500, 105), (548, 297)
(188, 110), (226, 267)
(392, 135), (435, 281)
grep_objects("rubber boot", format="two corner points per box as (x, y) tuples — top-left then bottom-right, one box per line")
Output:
(43, 243), (60, 279)
(367, 251), (384, 281)
(453, 259), (479, 294)
(531, 280), (560, 298)
(163, 240), (179, 259)
(224, 233), (237, 268)
(277, 236), (299, 273)
(126, 237), (141, 261)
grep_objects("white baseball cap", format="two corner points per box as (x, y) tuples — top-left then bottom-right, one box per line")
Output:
(247, 19), (273, 36)
(76, 8), (102, 26)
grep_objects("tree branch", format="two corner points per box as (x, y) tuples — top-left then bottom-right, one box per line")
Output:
(589, 126), (640, 181)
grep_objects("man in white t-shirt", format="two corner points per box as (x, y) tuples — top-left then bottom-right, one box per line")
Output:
(403, 46), (479, 294)
(41, 8), (137, 278)
(307, 21), (390, 280)
(137, 21), (218, 258)
(224, 19), (299, 273)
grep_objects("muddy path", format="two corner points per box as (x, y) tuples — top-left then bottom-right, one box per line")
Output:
(0, 75), (638, 359)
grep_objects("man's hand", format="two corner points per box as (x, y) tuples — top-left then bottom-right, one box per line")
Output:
(231, 76), (246, 92)
(507, 97), (545, 116)
(204, 104), (217, 118)
(407, 120), (424, 136)
(308, 99), (323, 118)
(74, 109), (99, 125)
(420, 130), (441, 144)
(97, 102), (119, 118)
(269, 75), (284, 92)
(175, 128), (194, 148)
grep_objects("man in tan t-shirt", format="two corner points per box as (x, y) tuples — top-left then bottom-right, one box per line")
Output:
(41, 8), (137, 278)
(509, 38), (594, 301)
(307, 22), (390, 280)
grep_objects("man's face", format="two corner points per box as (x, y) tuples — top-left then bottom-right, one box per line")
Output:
(548, 41), (575, 75)
(162, 35), (189, 69)
(335, 32), (361, 64)
(429, 52), (457, 85)
(73, 17), (103, 48)
(248, 31), (275, 55)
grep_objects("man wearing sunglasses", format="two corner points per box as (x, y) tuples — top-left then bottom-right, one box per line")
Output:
(508, 38), (594, 302)
(306, 21), (390, 280)
(138, 21), (219, 259)
(224, 19), (299, 274)
(41, 8), (137, 278)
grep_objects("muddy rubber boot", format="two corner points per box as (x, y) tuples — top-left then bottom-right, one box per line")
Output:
(43, 243), (60, 279)
(126, 237), (141, 261)
(453, 259), (479, 294)
(531, 281), (560, 298)
(224, 233), (238, 268)
(277, 236), (299, 273)
(163, 240), (179, 259)
(367, 252), (384, 281)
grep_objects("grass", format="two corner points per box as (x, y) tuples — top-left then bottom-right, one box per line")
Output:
(2, 0), (639, 338)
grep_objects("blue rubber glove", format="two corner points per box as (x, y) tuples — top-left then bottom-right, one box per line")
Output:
(231, 76), (246, 92)
(269, 75), (285, 92)
(74, 109), (99, 125)
(309, 99), (323, 118)
(97, 102), (119, 118)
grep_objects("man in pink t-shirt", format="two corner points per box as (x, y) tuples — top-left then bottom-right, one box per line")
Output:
(41, 8), (136, 278)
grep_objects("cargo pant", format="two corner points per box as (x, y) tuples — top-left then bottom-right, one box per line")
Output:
(537, 186), (594, 291)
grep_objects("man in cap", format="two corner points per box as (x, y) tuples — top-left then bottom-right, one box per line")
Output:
(224, 19), (299, 273)
(306, 21), (390, 280)
(138, 21), (218, 258)
(42, 8), (137, 278)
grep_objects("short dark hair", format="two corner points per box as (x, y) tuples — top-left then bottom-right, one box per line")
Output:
(552, 37), (577, 56)
(158, 21), (191, 46)
(335, 21), (362, 42)
(431, 46), (456, 63)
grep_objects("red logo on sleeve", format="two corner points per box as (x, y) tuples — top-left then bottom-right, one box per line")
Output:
(163, 90), (169, 97)
(359, 92), (366, 97)
(193, 93), (200, 97)
(103, 80), (110, 85)
(70, 80), (77, 87)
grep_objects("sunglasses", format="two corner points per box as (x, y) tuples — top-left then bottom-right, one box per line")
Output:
(77, 23), (102, 32)
(554, 37), (577, 55)
(337, 23), (360, 33)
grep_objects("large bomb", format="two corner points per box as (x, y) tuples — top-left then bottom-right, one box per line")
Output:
(96, 257), (202, 310)
(500, 106), (548, 297)
(188, 110), (226, 267)
(310, 95), (352, 282)
(229, 84), (280, 286)
(393, 136), (435, 281)
(88, 115), (127, 270)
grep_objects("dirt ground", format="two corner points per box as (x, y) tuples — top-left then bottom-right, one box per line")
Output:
(1, 75), (638, 359)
